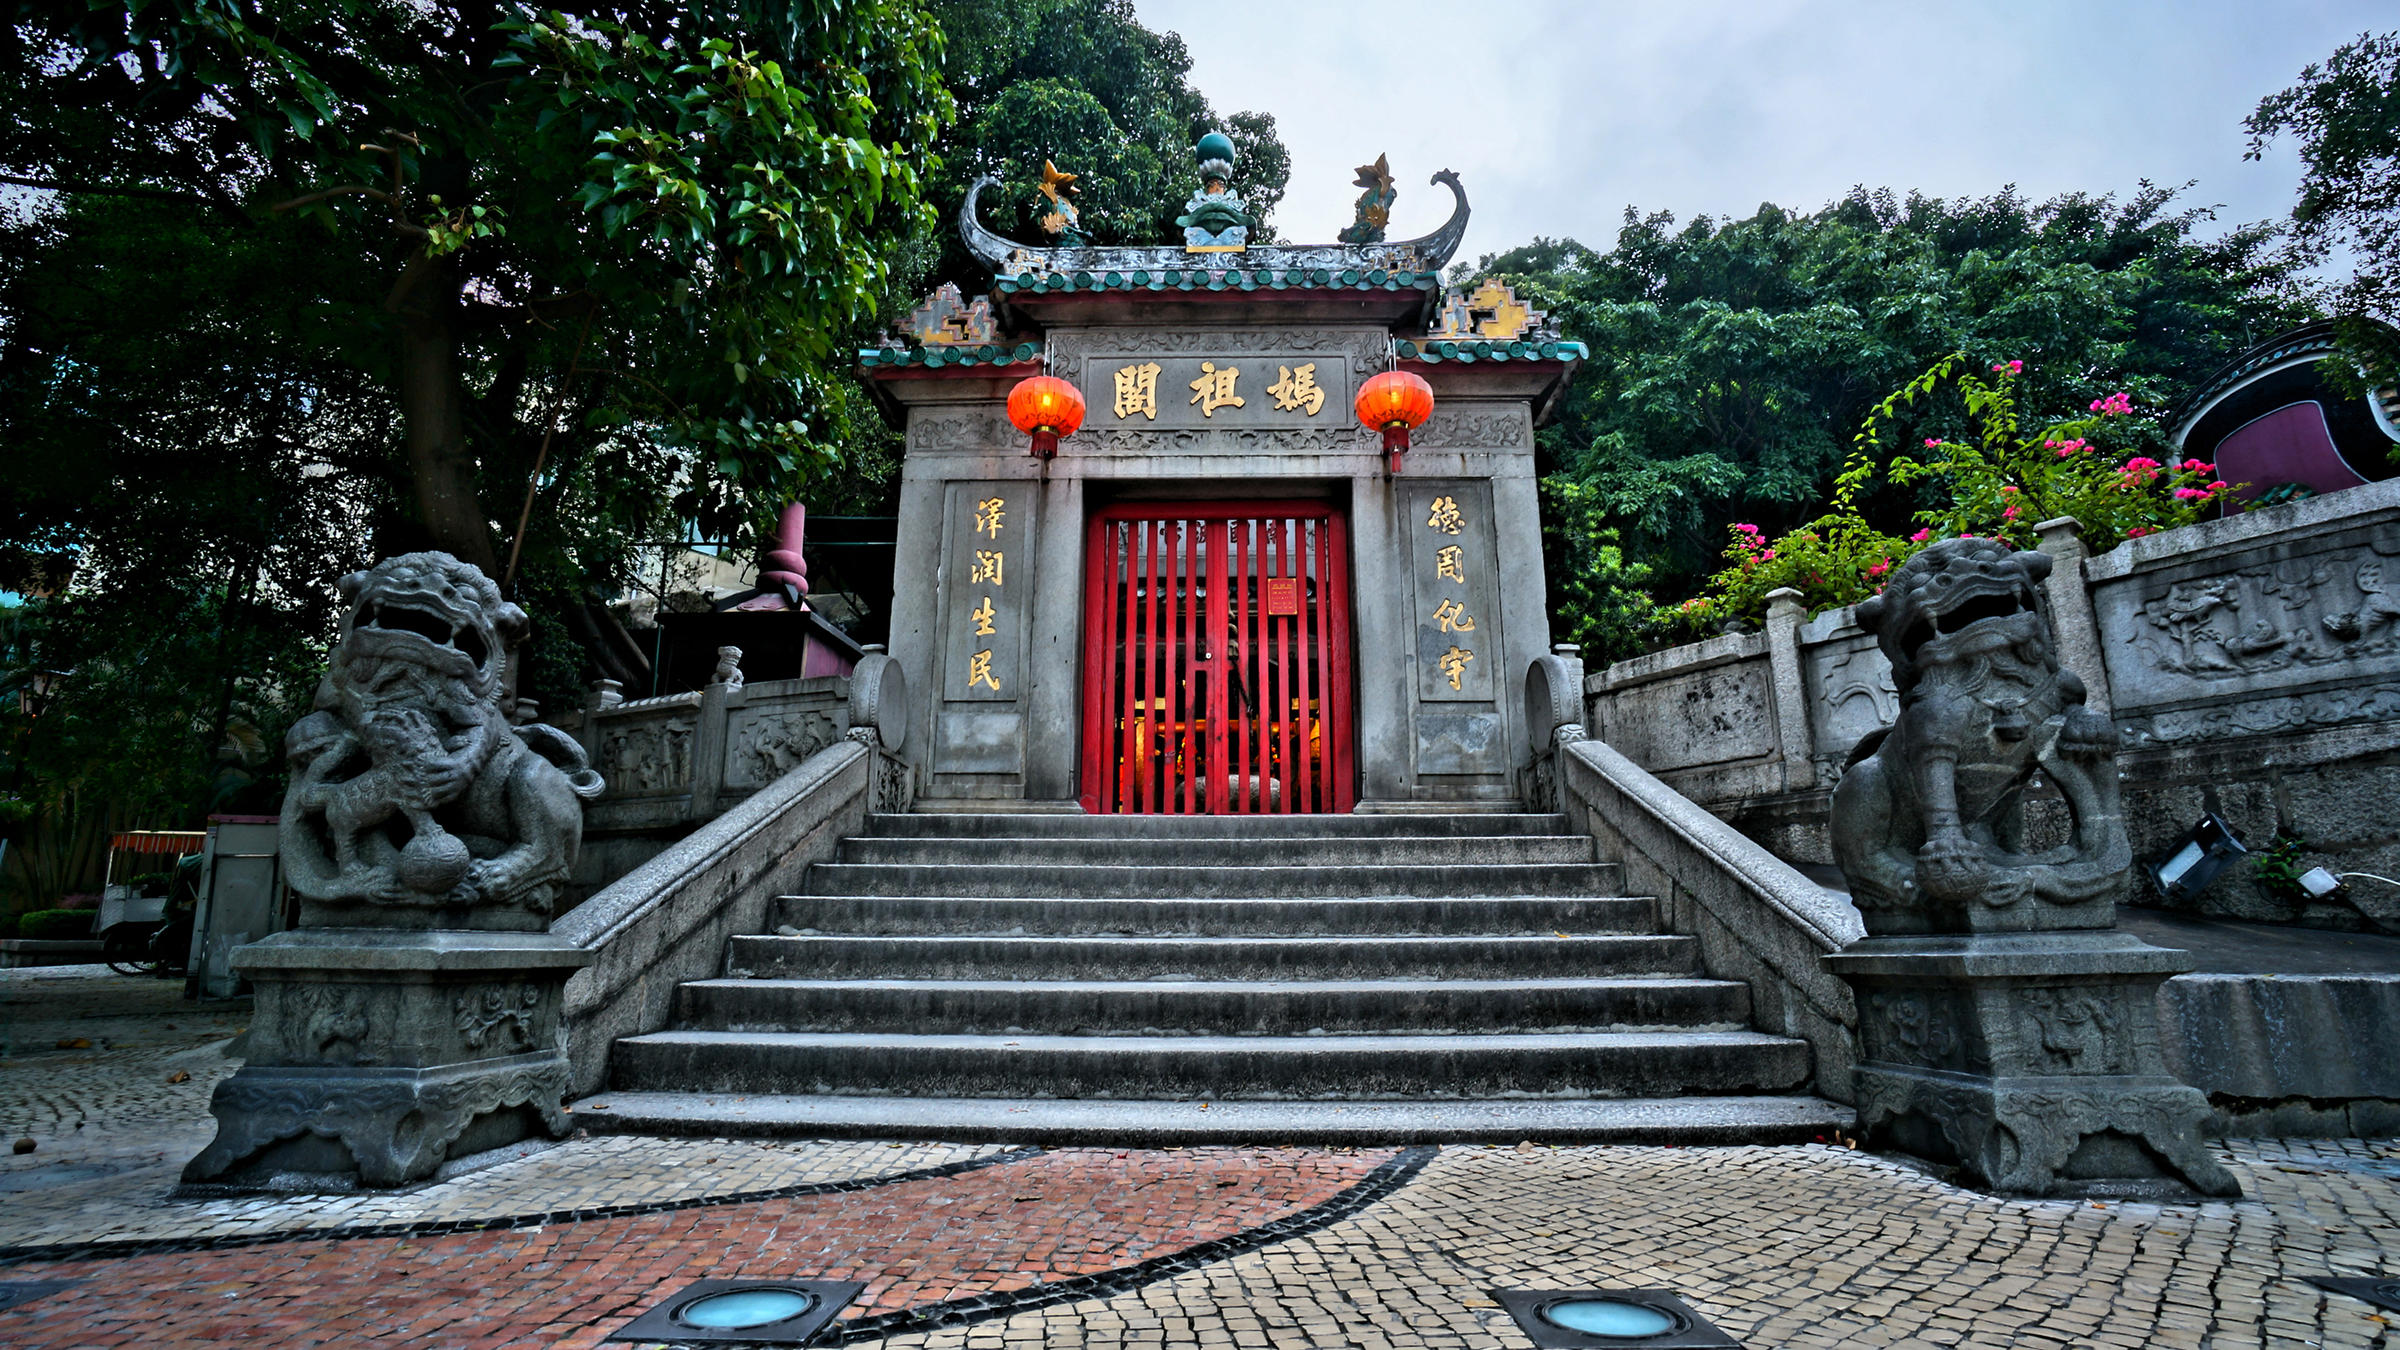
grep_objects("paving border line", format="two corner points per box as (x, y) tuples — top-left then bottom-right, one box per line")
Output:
(815, 1144), (1440, 1346)
(0, 1145), (1046, 1268)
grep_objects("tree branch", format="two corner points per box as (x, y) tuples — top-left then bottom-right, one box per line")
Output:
(0, 173), (218, 205)
(268, 183), (398, 213)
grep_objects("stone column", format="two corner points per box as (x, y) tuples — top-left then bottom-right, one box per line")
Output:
(2034, 516), (2111, 716)
(185, 552), (602, 1190)
(1762, 587), (1815, 792)
(1820, 538), (2235, 1200)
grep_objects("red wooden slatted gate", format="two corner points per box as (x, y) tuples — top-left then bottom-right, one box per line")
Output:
(1078, 502), (1355, 815)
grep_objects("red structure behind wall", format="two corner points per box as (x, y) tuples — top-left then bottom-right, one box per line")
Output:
(1079, 502), (1356, 815)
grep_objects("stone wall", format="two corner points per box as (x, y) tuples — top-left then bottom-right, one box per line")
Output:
(565, 654), (911, 900)
(1586, 477), (2400, 932)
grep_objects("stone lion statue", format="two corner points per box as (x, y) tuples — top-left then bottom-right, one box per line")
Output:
(1832, 537), (2132, 929)
(281, 552), (603, 927)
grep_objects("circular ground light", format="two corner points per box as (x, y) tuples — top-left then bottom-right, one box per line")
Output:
(676, 1287), (819, 1330)
(1540, 1297), (1682, 1339)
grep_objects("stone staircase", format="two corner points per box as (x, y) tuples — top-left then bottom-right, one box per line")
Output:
(578, 812), (1850, 1143)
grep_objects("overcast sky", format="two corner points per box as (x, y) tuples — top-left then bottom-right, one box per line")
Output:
(1135, 0), (2388, 261)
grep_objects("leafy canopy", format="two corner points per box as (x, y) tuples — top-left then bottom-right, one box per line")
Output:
(2246, 29), (2400, 379)
(1464, 183), (2314, 649)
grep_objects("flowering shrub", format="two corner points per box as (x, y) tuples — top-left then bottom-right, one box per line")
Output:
(1885, 356), (2233, 551)
(1662, 354), (2238, 634)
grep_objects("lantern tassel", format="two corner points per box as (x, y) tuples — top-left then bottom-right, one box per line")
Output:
(1030, 429), (1060, 460)
(1382, 427), (1409, 475)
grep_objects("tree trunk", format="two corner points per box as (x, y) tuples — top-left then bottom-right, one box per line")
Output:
(392, 253), (499, 573)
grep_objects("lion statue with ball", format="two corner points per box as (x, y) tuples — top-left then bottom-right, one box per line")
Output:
(281, 553), (603, 929)
(1832, 536), (2133, 933)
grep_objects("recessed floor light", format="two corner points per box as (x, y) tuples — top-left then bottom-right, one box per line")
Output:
(607, 1278), (864, 1345)
(2309, 1276), (2400, 1315)
(0, 1280), (81, 1314)
(1493, 1288), (1743, 1348)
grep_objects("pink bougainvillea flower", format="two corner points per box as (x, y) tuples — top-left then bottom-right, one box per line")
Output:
(1867, 561), (1890, 579)
(2008, 360), (2024, 375)
(2125, 526), (2154, 538)
(2174, 487), (2206, 500)
(1909, 528), (1932, 543)
(2002, 505), (2022, 521)
(2208, 481), (2228, 493)
(1924, 438), (1942, 448)
(2056, 446), (2076, 458)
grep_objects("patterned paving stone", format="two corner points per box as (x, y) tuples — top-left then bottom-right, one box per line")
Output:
(0, 1146), (1392, 1347)
(875, 1139), (2400, 1350)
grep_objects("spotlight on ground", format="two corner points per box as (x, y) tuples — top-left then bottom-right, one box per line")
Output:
(1493, 1288), (1743, 1348)
(606, 1278), (864, 1345)
(2308, 1276), (2400, 1315)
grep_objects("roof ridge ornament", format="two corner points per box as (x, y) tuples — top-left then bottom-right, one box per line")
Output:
(957, 165), (1471, 277)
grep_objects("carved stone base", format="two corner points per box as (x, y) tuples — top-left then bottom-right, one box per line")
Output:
(1851, 1064), (2238, 1199)
(182, 928), (591, 1190)
(183, 1053), (573, 1189)
(1826, 931), (2241, 1199)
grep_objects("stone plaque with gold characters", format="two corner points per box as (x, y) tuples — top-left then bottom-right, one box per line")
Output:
(1085, 355), (1353, 433)
(1405, 482), (1501, 703)
(945, 481), (1030, 702)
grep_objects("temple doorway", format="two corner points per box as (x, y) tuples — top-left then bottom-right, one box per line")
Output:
(1078, 501), (1355, 814)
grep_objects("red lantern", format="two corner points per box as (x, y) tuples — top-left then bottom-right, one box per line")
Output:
(1007, 374), (1086, 460)
(1355, 369), (1434, 474)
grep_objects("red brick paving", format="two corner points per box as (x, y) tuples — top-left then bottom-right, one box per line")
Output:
(0, 1146), (1394, 1348)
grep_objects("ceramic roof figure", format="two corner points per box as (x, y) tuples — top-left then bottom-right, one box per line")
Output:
(1177, 131), (1253, 249)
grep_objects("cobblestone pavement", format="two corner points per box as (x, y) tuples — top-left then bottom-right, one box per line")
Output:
(8, 967), (2400, 1348)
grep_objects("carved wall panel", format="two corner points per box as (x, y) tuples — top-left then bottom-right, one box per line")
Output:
(595, 714), (694, 797)
(2095, 526), (2400, 741)
(1804, 631), (1898, 757)
(1594, 658), (1778, 774)
(722, 706), (840, 791)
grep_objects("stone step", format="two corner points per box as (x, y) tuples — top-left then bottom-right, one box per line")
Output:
(766, 893), (1657, 937)
(569, 1092), (1856, 1147)
(607, 1028), (1814, 1100)
(805, 861), (1622, 900)
(725, 932), (1701, 982)
(868, 812), (1574, 839)
(674, 976), (1754, 1036)
(835, 834), (1598, 867)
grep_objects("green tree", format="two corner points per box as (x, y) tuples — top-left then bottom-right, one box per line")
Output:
(1466, 185), (2314, 615)
(3, 0), (953, 574)
(2246, 29), (2400, 384)
(928, 0), (1289, 266)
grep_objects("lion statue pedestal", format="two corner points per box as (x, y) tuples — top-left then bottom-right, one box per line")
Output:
(1821, 538), (2239, 1200)
(184, 553), (602, 1190)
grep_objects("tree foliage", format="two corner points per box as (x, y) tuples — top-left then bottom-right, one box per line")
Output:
(928, 0), (1288, 263)
(1465, 185), (2315, 648)
(2246, 29), (2400, 381)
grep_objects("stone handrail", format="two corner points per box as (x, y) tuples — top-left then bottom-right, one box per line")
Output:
(552, 739), (874, 1095)
(551, 650), (915, 1096)
(1556, 737), (1865, 1100)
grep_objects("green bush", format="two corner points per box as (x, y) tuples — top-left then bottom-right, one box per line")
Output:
(1662, 354), (2234, 635)
(16, 909), (97, 941)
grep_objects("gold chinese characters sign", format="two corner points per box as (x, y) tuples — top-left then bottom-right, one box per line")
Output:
(1408, 484), (1498, 703)
(949, 482), (1027, 702)
(1087, 355), (1353, 433)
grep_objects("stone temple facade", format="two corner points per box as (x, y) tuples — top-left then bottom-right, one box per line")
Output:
(862, 164), (1585, 813)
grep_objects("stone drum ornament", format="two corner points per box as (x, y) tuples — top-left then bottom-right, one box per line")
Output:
(1823, 537), (2240, 1199)
(185, 552), (602, 1190)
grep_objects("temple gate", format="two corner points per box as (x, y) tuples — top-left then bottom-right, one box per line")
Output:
(862, 141), (1585, 812)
